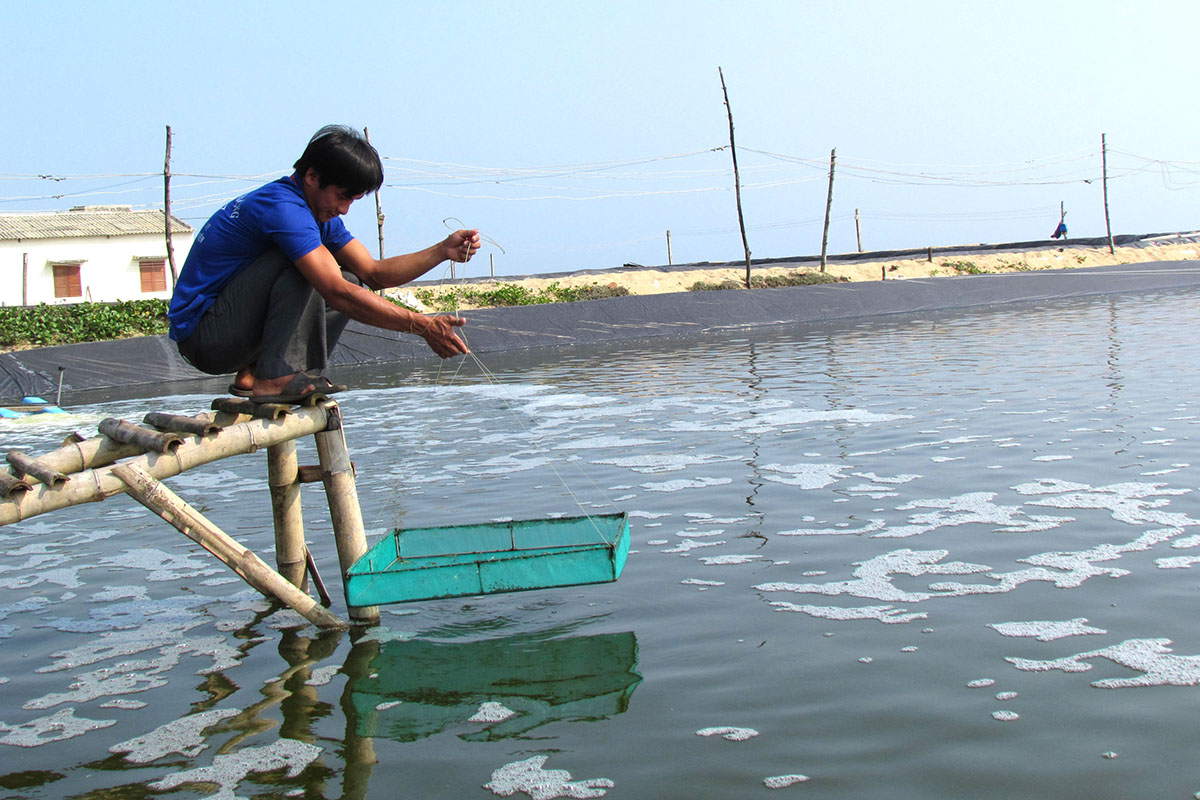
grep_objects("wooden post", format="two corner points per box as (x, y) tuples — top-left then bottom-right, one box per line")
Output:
(1102, 133), (1115, 255)
(313, 403), (379, 625)
(855, 209), (863, 252)
(164, 125), (179, 287)
(363, 127), (386, 260)
(112, 463), (347, 629)
(820, 148), (836, 272)
(666, 230), (673, 265)
(268, 440), (308, 589)
(22, 253), (28, 306)
(719, 67), (753, 289)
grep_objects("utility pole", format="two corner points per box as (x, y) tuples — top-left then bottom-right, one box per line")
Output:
(820, 148), (836, 272)
(164, 125), (179, 287)
(1101, 133), (1115, 255)
(363, 127), (386, 259)
(855, 208), (863, 252)
(666, 230), (673, 265)
(719, 67), (753, 288)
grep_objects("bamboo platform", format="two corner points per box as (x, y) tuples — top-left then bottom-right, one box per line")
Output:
(0, 397), (380, 629)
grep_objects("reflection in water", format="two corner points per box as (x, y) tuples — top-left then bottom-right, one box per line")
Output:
(346, 630), (642, 743)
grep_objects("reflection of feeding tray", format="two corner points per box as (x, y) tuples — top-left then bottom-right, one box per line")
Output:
(345, 512), (630, 606)
(350, 630), (642, 742)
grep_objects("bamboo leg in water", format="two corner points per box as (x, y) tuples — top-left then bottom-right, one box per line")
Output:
(268, 440), (308, 590)
(112, 463), (347, 630)
(313, 405), (379, 625)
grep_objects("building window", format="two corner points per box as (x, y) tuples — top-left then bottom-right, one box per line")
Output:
(139, 259), (167, 293)
(52, 263), (82, 298)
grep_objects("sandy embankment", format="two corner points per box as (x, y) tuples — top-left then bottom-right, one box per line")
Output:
(396, 240), (1199, 309)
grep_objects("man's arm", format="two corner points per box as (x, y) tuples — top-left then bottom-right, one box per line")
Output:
(292, 244), (469, 358)
(334, 230), (480, 290)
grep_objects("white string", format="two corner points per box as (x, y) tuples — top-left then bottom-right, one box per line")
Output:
(403, 224), (619, 544)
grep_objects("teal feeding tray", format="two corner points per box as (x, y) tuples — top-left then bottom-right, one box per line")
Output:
(345, 512), (630, 606)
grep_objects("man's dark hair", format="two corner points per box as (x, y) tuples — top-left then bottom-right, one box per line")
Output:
(293, 125), (384, 195)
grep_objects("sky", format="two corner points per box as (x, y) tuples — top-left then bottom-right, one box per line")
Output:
(4, 1), (1198, 278)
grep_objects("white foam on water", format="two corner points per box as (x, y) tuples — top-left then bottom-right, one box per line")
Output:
(764, 774), (811, 788)
(768, 602), (927, 624)
(661, 539), (726, 554)
(697, 726), (759, 741)
(469, 702), (517, 723)
(99, 698), (147, 710)
(854, 472), (922, 485)
(147, 737), (322, 798)
(1156, 556), (1200, 569)
(682, 579), (725, 587)
(0, 708), (116, 747)
(675, 528), (726, 538)
(628, 510), (671, 519)
(995, 692), (1019, 701)
(777, 520), (886, 538)
(756, 548), (989, 603)
(484, 755), (614, 799)
(901, 646), (919, 653)
(96, 548), (222, 582)
(592, 453), (736, 474)
(1170, 534), (1200, 549)
(992, 711), (1020, 722)
(858, 657), (873, 663)
(109, 707), (239, 763)
(1102, 751), (1118, 759)
(987, 618), (1107, 641)
(930, 456), (963, 463)
(760, 462), (850, 489)
(1006, 638), (1200, 688)
(646, 539), (669, 546)
(1032, 455), (1073, 462)
(880, 492), (1069, 539)
(699, 554), (761, 566)
(967, 679), (996, 688)
(640, 477), (733, 493)
(305, 665), (341, 687)
(554, 435), (664, 450)
(375, 701), (401, 711)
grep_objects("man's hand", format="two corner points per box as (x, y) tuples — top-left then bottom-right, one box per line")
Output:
(415, 314), (469, 358)
(444, 229), (481, 263)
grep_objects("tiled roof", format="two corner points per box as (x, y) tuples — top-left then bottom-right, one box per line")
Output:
(0, 206), (193, 241)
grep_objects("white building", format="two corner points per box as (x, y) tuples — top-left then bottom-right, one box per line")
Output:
(0, 206), (193, 306)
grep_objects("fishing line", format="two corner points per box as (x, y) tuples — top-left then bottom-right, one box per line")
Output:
(389, 221), (618, 543)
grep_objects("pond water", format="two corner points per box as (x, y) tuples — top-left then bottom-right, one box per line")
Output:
(4, 287), (1200, 798)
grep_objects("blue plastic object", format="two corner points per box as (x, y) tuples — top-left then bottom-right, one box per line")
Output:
(345, 512), (630, 606)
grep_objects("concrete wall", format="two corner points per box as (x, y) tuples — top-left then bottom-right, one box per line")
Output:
(0, 232), (193, 306)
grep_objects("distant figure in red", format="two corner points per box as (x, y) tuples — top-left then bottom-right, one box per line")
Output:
(1051, 220), (1068, 240)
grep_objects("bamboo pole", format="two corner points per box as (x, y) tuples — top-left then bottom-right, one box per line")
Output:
(6, 451), (69, 487)
(1102, 132), (1115, 255)
(164, 125), (179, 287)
(719, 67), (753, 289)
(112, 463), (346, 629)
(820, 148), (836, 272)
(313, 404), (378, 625)
(0, 405), (330, 527)
(268, 440), (308, 589)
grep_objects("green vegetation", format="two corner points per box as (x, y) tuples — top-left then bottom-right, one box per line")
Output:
(0, 299), (169, 349)
(408, 281), (629, 312)
(940, 260), (987, 275)
(688, 271), (848, 291)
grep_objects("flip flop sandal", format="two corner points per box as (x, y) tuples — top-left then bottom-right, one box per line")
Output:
(251, 374), (346, 406)
(228, 384), (254, 398)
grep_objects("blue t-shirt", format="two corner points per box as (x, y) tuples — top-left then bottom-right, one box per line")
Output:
(168, 175), (355, 341)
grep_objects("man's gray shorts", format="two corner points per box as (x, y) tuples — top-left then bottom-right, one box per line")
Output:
(177, 248), (361, 379)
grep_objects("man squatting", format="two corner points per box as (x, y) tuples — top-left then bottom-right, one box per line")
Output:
(167, 124), (480, 404)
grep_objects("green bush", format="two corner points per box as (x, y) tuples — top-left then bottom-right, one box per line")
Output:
(408, 281), (630, 311)
(687, 271), (848, 291)
(0, 300), (169, 349)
